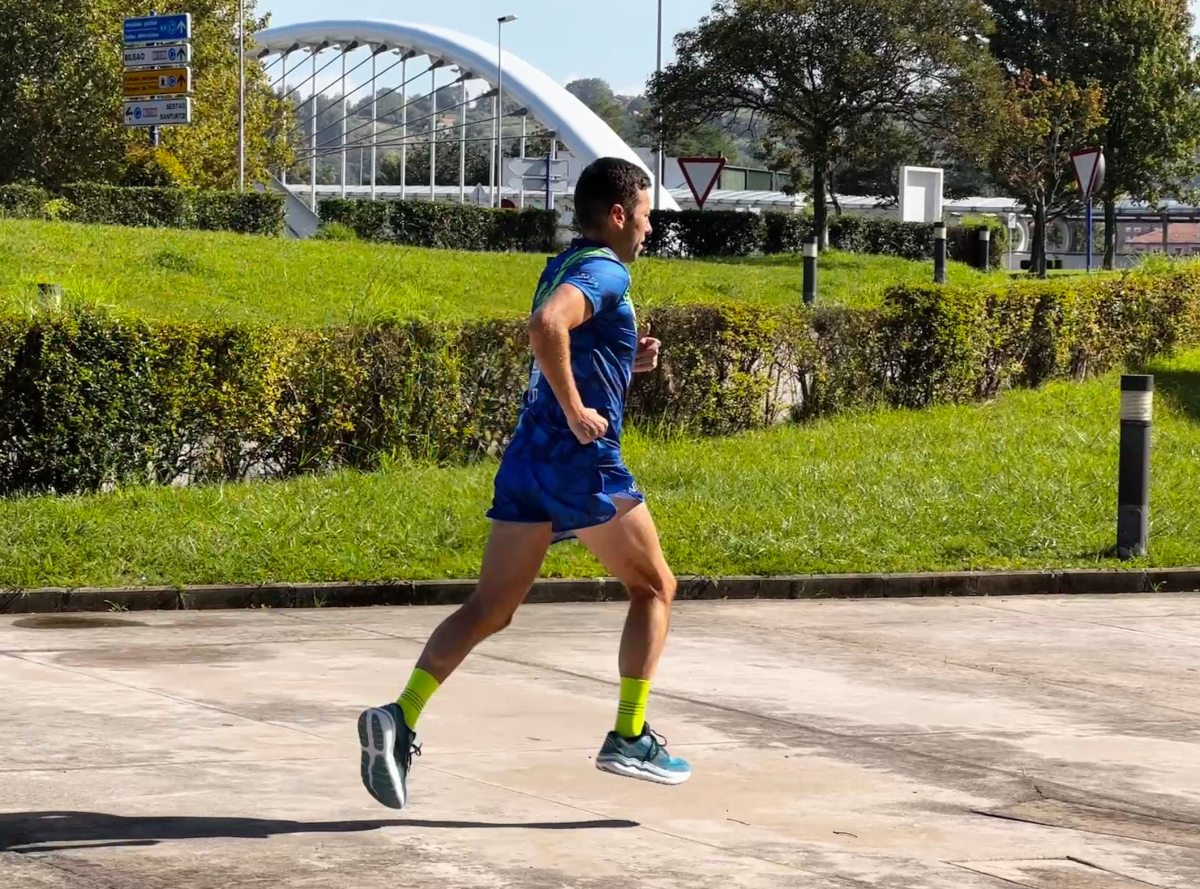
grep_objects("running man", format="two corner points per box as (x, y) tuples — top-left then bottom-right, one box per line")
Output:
(357, 157), (690, 810)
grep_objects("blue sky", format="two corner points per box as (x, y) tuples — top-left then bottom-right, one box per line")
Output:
(259, 0), (715, 96)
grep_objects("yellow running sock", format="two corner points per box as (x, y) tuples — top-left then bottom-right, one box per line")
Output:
(397, 668), (440, 729)
(615, 677), (652, 738)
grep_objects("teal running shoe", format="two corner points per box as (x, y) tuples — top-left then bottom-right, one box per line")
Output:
(595, 723), (691, 785)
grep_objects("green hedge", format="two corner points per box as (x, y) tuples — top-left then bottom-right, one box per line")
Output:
(948, 215), (1010, 270)
(0, 184), (284, 235)
(3, 265), (1197, 495)
(648, 208), (1009, 267)
(0, 184), (52, 219)
(319, 198), (559, 253)
(645, 210), (765, 258)
(61, 183), (194, 228)
(58, 184), (285, 235)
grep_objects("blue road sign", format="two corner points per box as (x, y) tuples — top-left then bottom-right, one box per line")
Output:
(123, 14), (191, 44)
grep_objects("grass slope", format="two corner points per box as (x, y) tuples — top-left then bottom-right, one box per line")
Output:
(0, 218), (994, 325)
(2, 347), (1197, 588)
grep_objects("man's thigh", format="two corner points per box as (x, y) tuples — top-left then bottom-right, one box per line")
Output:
(574, 500), (673, 592)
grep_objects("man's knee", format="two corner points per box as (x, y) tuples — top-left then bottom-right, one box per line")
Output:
(627, 568), (676, 606)
(459, 598), (515, 638)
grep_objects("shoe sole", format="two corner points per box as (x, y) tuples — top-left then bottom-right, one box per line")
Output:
(358, 707), (407, 809)
(595, 755), (691, 786)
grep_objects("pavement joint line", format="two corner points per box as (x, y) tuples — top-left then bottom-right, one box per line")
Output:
(974, 808), (1200, 854)
(966, 600), (1200, 644)
(0, 634), (383, 657)
(1065, 855), (1172, 888)
(8, 854), (119, 889)
(740, 621), (1200, 722)
(1, 650), (338, 746)
(946, 861), (1042, 889)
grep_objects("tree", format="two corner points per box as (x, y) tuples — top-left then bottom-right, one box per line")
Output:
(377, 141), (492, 187)
(956, 71), (1104, 275)
(0, 0), (289, 189)
(987, 0), (1200, 268)
(816, 115), (1000, 203)
(0, 0), (127, 185)
(566, 78), (633, 139)
(649, 0), (995, 247)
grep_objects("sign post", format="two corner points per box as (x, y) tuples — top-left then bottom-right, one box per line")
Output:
(678, 156), (726, 210)
(1071, 148), (1106, 274)
(123, 11), (193, 147)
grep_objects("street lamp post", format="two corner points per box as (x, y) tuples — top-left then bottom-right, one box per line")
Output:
(237, 0), (245, 192)
(655, 0), (663, 211)
(496, 14), (517, 208)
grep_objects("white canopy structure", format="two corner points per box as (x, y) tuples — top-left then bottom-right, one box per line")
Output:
(253, 19), (680, 211)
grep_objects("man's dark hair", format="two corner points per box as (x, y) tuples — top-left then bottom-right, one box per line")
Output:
(573, 157), (650, 231)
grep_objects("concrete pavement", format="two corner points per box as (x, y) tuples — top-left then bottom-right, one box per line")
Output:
(2, 593), (1198, 888)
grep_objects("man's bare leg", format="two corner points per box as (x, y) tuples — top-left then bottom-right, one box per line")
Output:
(358, 520), (551, 809)
(576, 500), (690, 784)
(415, 520), (552, 681)
(576, 499), (676, 681)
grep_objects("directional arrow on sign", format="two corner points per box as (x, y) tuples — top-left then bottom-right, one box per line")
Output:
(678, 156), (726, 210)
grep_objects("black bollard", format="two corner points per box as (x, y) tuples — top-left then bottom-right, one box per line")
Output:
(802, 238), (818, 306)
(934, 222), (947, 284)
(1117, 374), (1153, 560)
(978, 227), (991, 270)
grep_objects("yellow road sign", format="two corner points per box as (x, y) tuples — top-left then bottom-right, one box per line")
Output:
(122, 67), (190, 98)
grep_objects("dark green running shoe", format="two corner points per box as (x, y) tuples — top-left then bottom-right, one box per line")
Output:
(357, 703), (420, 809)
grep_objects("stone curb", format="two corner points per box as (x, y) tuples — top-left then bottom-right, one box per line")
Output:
(1, 568), (1198, 614)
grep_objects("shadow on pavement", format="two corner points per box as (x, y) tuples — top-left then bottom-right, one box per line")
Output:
(0, 810), (639, 851)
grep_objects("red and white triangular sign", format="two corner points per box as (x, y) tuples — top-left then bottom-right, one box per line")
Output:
(678, 156), (726, 209)
(1071, 148), (1105, 198)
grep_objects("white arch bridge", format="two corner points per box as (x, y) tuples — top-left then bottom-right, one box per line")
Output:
(251, 18), (678, 225)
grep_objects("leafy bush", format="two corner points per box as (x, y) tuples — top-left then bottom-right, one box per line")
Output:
(3, 265), (1198, 495)
(652, 208), (1012, 266)
(314, 221), (359, 241)
(61, 183), (194, 228)
(645, 209), (766, 258)
(121, 147), (191, 188)
(0, 184), (52, 219)
(193, 191), (284, 236)
(319, 198), (558, 252)
(57, 184), (283, 235)
(763, 212), (814, 254)
(42, 198), (76, 221)
(948, 215), (1010, 270)
(829, 217), (934, 259)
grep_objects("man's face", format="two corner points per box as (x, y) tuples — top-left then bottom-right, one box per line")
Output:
(613, 188), (652, 263)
